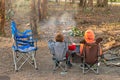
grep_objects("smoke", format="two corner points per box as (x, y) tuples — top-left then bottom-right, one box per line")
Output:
(39, 11), (76, 39)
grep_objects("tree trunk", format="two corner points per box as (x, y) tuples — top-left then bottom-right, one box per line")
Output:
(72, 0), (75, 4)
(103, 0), (108, 7)
(0, 0), (5, 36)
(97, 0), (103, 7)
(56, 0), (58, 3)
(40, 0), (47, 19)
(79, 0), (87, 8)
(30, 0), (38, 38)
(38, 0), (41, 21)
(79, 0), (83, 7)
(64, 0), (67, 10)
(56, 0), (60, 4)
(88, 0), (93, 7)
(97, 0), (108, 7)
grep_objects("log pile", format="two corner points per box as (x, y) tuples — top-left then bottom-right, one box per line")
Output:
(102, 40), (120, 53)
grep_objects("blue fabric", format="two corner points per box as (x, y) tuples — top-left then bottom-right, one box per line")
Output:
(75, 45), (80, 53)
(48, 40), (68, 61)
(48, 40), (55, 55)
(12, 45), (37, 53)
(11, 21), (32, 38)
(11, 21), (37, 45)
(11, 21), (37, 53)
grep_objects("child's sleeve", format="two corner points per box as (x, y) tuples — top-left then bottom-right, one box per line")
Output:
(80, 44), (84, 55)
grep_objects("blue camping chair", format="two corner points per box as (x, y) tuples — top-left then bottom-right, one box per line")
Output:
(11, 21), (38, 72)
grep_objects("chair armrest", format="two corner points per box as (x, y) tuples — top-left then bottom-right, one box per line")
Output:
(22, 30), (32, 34)
(17, 29), (32, 35)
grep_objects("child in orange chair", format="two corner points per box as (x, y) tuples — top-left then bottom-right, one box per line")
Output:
(80, 29), (103, 56)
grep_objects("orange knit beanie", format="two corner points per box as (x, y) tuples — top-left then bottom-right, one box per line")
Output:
(84, 29), (95, 43)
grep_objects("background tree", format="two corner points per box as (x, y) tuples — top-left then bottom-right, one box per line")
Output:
(0, 0), (5, 36)
(79, 0), (93, 8)
(88, 0), (93, 7)
(79, 0), (84, 7)
(71, 0), (75, 4)
(30, 0), (38, 38)
(39, 0), (48, 20)
(103, 0), (108, 7)
(38, 0), (41, 21)
(97, 0), (108, 7)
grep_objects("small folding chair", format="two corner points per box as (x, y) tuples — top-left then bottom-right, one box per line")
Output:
(81, 43), (101, 74)
(48, 40), (68, 72)
(11, 21), (38, 72)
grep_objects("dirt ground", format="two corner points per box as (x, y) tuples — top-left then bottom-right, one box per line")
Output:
(0, 0), (120, 80)
(0, 37), (120, 80)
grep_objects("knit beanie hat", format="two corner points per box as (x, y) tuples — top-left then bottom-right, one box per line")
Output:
(84, 29), (95, 43)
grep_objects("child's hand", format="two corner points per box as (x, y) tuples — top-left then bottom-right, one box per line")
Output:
(72, 43), (76, 45)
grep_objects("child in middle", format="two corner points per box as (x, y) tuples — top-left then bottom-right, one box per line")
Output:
(55, 33), (74, 67)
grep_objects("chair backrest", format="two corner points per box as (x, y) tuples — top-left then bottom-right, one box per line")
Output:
(11, 21), (19, 48)
(48, 40), (55, 55)
(11, 21), (29, 49)
(11, 21), (17, 38)
(54, 42), (68, 61)
(83, 43), (100, 64)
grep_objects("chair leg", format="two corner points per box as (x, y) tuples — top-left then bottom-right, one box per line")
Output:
(96, 68), (99, 74)
(96, 65), (99, 74)
(53, 60), (67, 72)
(13, 51), (18, 72)
(32, 51), (38, 70)
(64, 62), (68, 72)
(53, 61), (59, 72)
(82, 64), (85, 74)
(82, 64), (91, 74)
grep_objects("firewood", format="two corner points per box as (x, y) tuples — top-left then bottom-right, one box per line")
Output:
(106, 62), (120, 67)
(103, 42), (120, 52)
(102, 40), (119, 52)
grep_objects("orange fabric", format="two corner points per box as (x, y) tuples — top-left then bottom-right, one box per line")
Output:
(84, 29), (95, 43)
(80, 30), (95, 55)
(99, 46), (103, 55)
(80, 44), (84, 55)
(80, 29), (103, 55)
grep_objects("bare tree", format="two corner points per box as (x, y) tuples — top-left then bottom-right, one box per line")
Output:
(79, 0), (87, 8)
(38, 0), (41, 21)
(97, 0), (108, 7)
(79, 0), (84, 7)
(103, 0), (108, 7)
(0, 0), (5, 36)
(56, 0), (60, 4)
(30, 0), (38, 38)
(39, 0), (48, 20)
(88, 0), (93, 7)
(56, 0), (58, 3)
(71, 0), (75, 4)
